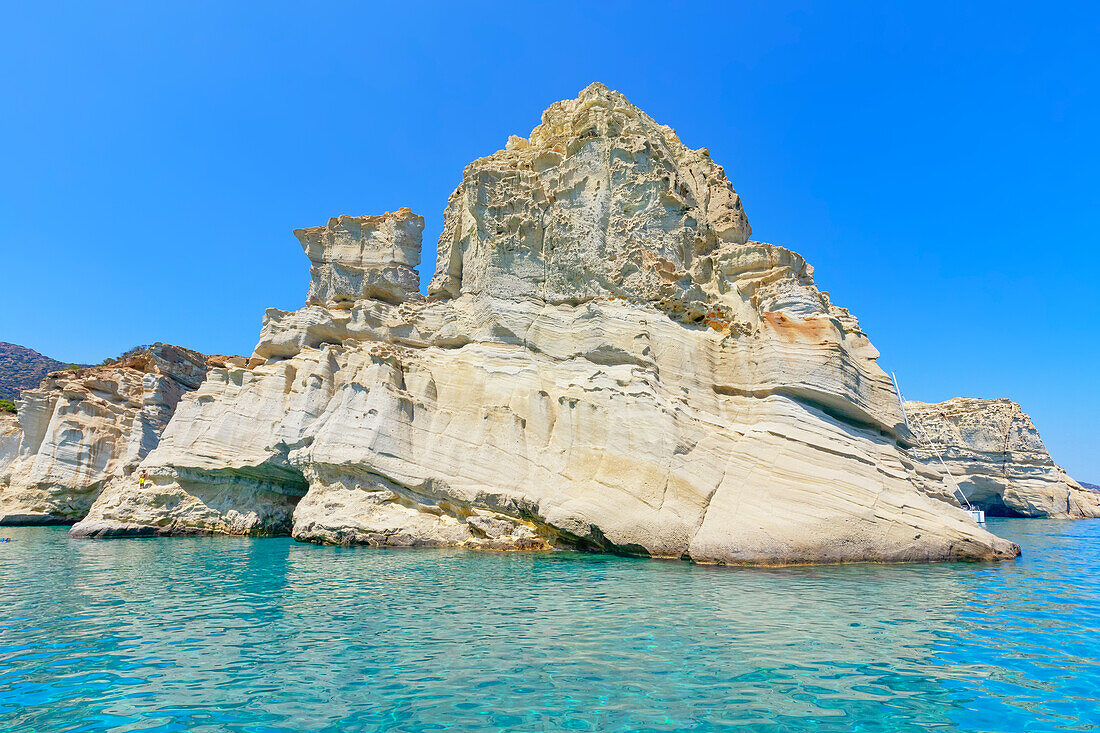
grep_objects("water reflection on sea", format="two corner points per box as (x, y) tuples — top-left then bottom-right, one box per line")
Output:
(0, 519), (1096, 731)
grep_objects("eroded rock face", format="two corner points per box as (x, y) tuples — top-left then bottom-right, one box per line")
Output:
(296, 209), (424, 307)
(0, 344), (218, 524)
(429, 83), (751, 320)
(905, 398), (1100, 518)
(72, 84), (1019, 563)
(0, 412), (20, 482)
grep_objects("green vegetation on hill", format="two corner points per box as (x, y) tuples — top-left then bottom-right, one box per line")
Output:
(100, 345), (152, 366)
(0, 342), (78, 399)
(0, 399), (16, 414)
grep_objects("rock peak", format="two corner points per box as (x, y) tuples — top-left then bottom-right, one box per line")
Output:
(429, 84), (752, 311)
(529, 83), (668, 147)
(579, 81), (612, 95)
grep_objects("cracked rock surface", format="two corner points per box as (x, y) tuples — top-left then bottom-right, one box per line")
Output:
(71, 84), (1019, 563)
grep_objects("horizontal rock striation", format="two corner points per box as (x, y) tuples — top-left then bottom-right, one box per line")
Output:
(72, 84), (1019, 563)
(297, 209), (424, 307)
(905, 397), (1100, 518)
(0, 344), (224, 525)
(0, 412), (20, 481)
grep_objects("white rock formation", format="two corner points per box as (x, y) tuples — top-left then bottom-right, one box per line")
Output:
(0, 412), (20, 482)
(0, 344), (217, 524)
(905, 397), (1100, 518)
(72, 84), (1019, 563)
(298, 210), (424, 307)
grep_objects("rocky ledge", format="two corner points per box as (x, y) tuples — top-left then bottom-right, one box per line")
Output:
(0, 344), (226, 524)
(68, 84), (1020, 563)
(905, 398), (1100, 518)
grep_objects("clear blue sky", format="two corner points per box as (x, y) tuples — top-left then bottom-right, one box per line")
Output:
(1, 2), (1097, 480)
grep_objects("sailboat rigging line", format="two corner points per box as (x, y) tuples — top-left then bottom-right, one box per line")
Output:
(891, 372), (977, 513)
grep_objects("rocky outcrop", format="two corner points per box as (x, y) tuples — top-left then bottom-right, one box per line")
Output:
(0, 344), (222, 524)
(297, 210), (424, 307)
(905, 398), (1100, 518)
(72, 84), (1019, 564)
(0, 412), (20, 481)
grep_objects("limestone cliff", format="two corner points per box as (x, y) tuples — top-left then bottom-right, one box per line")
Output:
(298, 210), (424, 307)
(905, 398), (1100, 518)
(72, 84), (1019, 563)
(0, 412), (20, 482)
(0, 344), (222, 524)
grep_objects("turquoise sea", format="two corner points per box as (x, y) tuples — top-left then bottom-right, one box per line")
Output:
(1, 519), (1097, 732)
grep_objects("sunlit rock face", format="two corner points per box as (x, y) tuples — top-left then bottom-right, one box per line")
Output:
(428, 83), (751, 315)
(0, 345), (217, 525)
(0, 413), (20, 482)
(72, 84), (1019, 563)
(297, 209), (424, 307)
(905, 398), (1100, 518)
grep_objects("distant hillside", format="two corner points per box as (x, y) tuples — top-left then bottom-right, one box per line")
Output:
(0, 342), (74, 399)
(1082, 482), (1100, 493)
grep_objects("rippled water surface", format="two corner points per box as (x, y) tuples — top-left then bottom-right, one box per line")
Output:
(1, 519), (1098, 732)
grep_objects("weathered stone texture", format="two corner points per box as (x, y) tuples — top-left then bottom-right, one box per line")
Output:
(71, 84), (1020, 563)
(0, 344), (217, 524)
(906, 397), (1100, 518)
(296, 209), (424, 307)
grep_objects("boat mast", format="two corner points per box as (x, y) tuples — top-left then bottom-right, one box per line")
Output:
(891, 372), (983, 522)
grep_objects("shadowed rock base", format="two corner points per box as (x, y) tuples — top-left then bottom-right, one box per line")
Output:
(0, 513), (75, 527)
(68, 520), (164, 538)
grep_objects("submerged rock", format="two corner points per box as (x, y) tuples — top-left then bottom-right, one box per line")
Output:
(905, 397), (1100, 518)
(72, 84), (1019, 563)
(0, 344), (224, 524)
